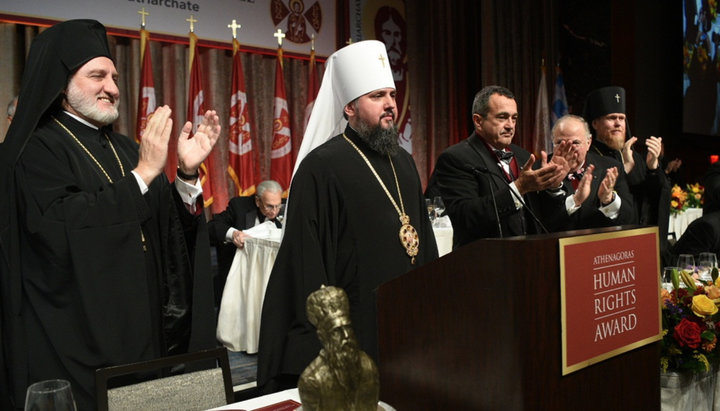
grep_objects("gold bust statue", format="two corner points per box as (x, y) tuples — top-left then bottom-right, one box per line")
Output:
(297, 286), (380, 411)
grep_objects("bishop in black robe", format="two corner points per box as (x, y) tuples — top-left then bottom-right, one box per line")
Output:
(0, 20), (216, 410)
(257, 125), (438, 393)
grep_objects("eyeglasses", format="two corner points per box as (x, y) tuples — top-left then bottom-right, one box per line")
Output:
(262, 204), (282, 211)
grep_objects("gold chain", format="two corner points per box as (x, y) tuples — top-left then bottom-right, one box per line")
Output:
(343, 133), (419, 263)
(52, 116), (125, 183)
(52, 116), (147, 251)
(343, 133), (405, 218)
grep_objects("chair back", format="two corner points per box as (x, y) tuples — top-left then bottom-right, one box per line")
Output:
(95, 347), (234, 411)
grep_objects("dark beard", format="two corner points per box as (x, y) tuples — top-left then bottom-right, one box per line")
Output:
(355, 120), (400, 156)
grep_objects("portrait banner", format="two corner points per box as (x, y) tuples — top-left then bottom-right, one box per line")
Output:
(347, 0), (411, 153)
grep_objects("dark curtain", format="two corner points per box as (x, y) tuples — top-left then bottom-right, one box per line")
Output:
(405, 0), (558, 186)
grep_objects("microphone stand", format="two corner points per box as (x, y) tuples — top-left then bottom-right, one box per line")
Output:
(472, 165), (550, 234)
(469, 166), (503, 238)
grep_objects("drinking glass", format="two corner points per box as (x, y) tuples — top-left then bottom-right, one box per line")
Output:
(425, 198), (435, 222)
(24, 379), (77, 411)
(433, 196), (445, 218)
(662, 267), (678, 292)
(676, 254), (696, 282)
(697, 252), (718, 283)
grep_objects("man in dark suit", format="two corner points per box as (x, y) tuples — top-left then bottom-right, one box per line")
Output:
(208, 179), (283, 303)
(426, 85), (569, 247)
(537, 115), (637, 232)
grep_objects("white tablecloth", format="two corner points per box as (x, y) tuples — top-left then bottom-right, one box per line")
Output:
(208, 388), (395, 410)
(432, 216), (453, 257)
(216, 237), (280, 354)
(661, 370), (720, 410)
(669, 207), (703, 241)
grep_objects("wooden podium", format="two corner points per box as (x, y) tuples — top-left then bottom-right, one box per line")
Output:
(376, 227), (660, 410)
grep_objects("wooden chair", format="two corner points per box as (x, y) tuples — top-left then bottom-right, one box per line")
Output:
(95, 347), (234, 411)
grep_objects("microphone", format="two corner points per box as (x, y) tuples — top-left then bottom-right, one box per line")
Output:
(467, 164), (503, 238)
(469, 164), (550, 234)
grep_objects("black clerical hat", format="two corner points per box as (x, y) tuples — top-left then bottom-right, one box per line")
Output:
(582, 86), (626, 123)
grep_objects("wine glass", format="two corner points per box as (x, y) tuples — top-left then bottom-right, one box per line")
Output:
(24, 379), (77, 411)
(425, 198), (435, 222)
(662, 267), (678, 292)
(676, 254), (696, 282)
(433, 196), (445, 218)
(697, 252), (718, 283)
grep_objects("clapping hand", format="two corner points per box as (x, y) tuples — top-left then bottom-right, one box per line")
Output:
(177, 110), (221, 177)
(515, 152), (564, 195)
(598, 166), (618, 206)
(621, 137), (637, 174)
(645, 136), (662, 170)
(135, 105), (173, 185)
(572, 164), (595, 207)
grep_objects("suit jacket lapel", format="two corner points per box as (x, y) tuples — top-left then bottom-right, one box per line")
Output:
(245, 210), (257, 228)
(467, 133), (506, 188)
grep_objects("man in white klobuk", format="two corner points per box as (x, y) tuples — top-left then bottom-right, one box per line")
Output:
(257, 40), (438, 393)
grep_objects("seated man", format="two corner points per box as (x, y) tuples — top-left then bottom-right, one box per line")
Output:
(537, 115), (637, 232)
(208, 180), (283, 303)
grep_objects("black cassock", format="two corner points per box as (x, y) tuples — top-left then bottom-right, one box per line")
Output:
(3, 112), (215, 410)
(257, 126), (438, 393)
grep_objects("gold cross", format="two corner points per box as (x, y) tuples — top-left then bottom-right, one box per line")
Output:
(228, 19), (241, 39)
(186, 15), (198, 33)
(310, 33), (315, 51)
(378, 54), (386, 68)
(274, 29), (285, 47)
(346, 38), (353, 45)
(614, 93), (620, 103)
(138, 8), (149, 28)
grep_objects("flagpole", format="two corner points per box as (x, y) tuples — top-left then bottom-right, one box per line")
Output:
(135, 7), (156, 144)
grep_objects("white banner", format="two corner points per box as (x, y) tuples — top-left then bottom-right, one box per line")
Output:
(0, 0), (336, 56)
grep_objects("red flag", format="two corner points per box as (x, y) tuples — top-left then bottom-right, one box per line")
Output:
(228, 38), (258, 197)
(270, 47), (292, 195)
(135, 28), (156, 143)
(303, 47), (319, 133)
(186, 32), (218, 210)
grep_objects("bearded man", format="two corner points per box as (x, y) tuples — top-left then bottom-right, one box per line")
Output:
(0, 20), (219, 410)
(257, 40), (437, 394)
(584, 86), (670, 248)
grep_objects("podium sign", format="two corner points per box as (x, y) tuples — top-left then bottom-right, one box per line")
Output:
(560, 227), (662, 375)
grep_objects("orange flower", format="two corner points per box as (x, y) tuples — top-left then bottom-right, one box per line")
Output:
(705, 285), (720, 299)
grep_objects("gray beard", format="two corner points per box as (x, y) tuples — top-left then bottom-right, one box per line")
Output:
(355, 121), (400, 156)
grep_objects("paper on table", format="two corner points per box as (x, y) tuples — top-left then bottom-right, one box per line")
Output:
(243, 221), (282, 242)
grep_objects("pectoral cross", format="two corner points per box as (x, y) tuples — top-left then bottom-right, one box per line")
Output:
(614, 93), (620, 103)
(138, 7), (149, 28)
(378, 54), (386, 68)
(274, 29), (285, 47)
(186, 15), (198, 33)
(228, 19), (241, 39)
